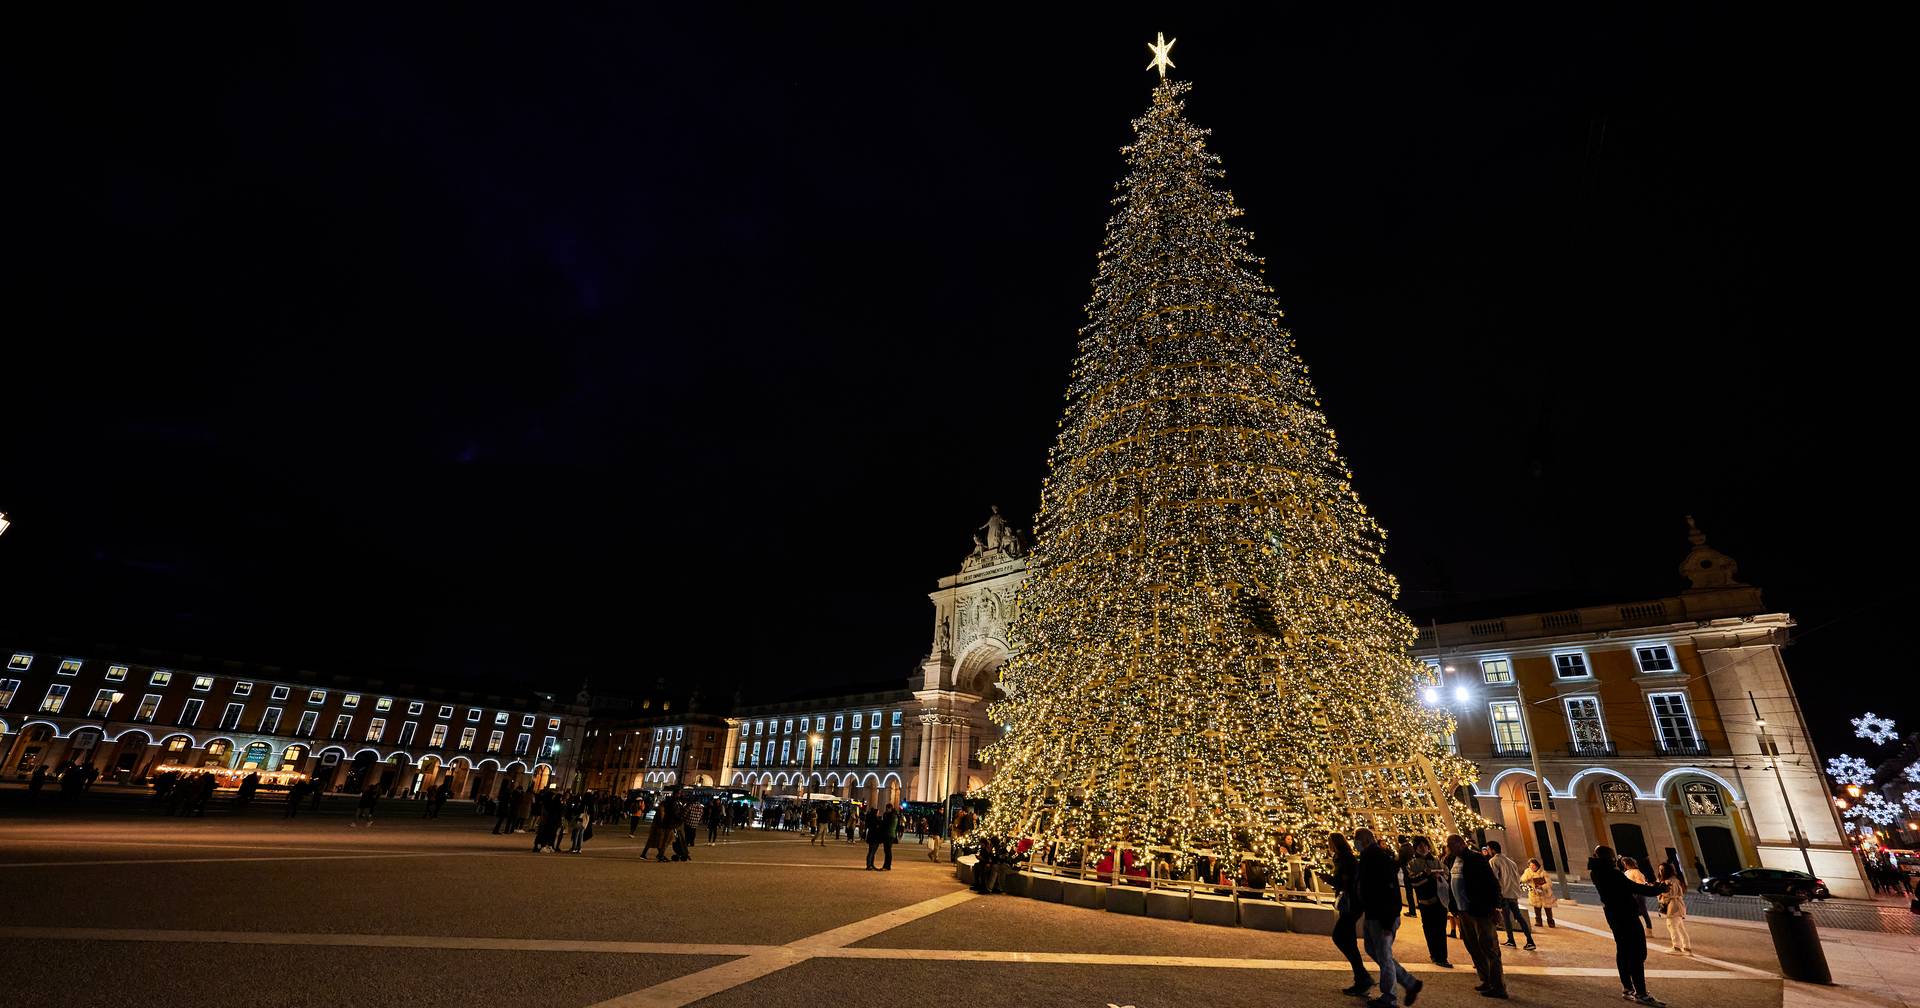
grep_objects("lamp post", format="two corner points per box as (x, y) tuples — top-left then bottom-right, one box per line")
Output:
(807, 732), (820, 797)
(1751, 692), (1818, 879)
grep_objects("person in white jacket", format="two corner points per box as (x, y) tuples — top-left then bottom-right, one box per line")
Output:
(1655, 862), (1691, 954)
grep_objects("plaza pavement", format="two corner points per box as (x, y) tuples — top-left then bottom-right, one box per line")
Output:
(0, 800), (1899, 1008)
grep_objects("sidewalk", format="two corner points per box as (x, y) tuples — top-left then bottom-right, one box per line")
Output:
(1561, 881), (1919, 937)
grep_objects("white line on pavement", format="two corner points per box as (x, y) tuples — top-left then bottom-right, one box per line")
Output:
(0, 851), (493, 869)
(0, 926), (762, 958)
(1553, 916), (1779, 979)
(586, 888), (981, 1008)
(818, 946), (1751, 978)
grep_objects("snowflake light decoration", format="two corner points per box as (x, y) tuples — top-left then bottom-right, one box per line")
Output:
(1827, 753), (1874, 786)
(1852, 712), (1899, 746)
(1904, 790), (1920, 814)
(1845, 793), (1899, 825)
(1907, 764), (1920, 784)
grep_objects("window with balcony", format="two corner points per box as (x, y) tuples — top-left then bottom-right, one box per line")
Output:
(330, 715), (352, 740)
(458, 727), (476, 750)
(135, 694), (162, 722)
(486, 730), (503, 753)
(39, 684), (71, 714)
(867, 735), (880, 765)
(428, 724), (448, 748)
(259, 707), (282, 733)
(366, 718), (386, 742)
(397, 721), (416, 746)
(780, 740), (792, 764)
(737, 741), (748, 764)
(888, 734), (902, 764)
(830, 737), (843, 764)
(1488, 701), (1526, 754)
(1564, 696), (1609, 753)
(178, 698), (203, 726)
(90, 689), (118, 717)
(219, 703), (244, 730)
(296, 711), (319, 737)
(1649, 692), (1701, 752)
(0, 678), (20, 709)
(751, 741), (762, 765)
(1553, 652), (1590, 678)
(1481, 658), (1514, 684)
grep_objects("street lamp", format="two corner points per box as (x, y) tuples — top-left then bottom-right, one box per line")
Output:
(1845, 783), (1863, 799)
(806, 732), (820, 796)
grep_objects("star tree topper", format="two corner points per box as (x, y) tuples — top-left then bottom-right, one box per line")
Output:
(1146, 32), (1176, 79)
(1852, 711), (1898, 745)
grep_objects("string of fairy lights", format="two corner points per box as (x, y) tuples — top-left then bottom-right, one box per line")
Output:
(975, 55), (1484, 877)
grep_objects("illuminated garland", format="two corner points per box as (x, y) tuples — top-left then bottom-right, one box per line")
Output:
(976, 75), (1482, 879)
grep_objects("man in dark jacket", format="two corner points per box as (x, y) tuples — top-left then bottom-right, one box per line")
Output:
(1446, 834), (1507, 999)
(1590, 846), (1669, 1006)
(1354, 828), (1422, 1008)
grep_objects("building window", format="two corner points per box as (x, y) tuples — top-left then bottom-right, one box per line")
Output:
(1553, 653), (1590, 678)
(852, 712), (863, 730)
(540, 736), (558, 759)
(891, 710), (902, 727)
(513, 733), (529, 755)
(889, 734), (902, 764)
(135, 694), (162, 722)
(58, 658), (83, 676)
(219, 703), (244, 730)
(308, 690), (326, 705)
(296, 711), (319, 737)
(830, 737), (843, 764)
(1600, 781), (1637, 813)
(1480, 658), (1514, 684)
(1648, 692), (1699, 751)
(1525, 782), (1555, 811)
(366, 718), (386, 742)
(547, 718), (560, 732)
(1682, 782), (1725, 816)
(751, 741), (762, 765)
(37, 684), (70, 713)
(166, 736), (189, 753)
(0, 678), (18, 709)
(375, 697), (392, 712)
(408, 701), (424, 715)
(737, 741), (748, 764)
(438, 705), (453, 719)
(1564, 696), (1608, 752)
(521, 714), (534, 727)
(330, 715), (352, 740)
(397, 722), (416, 746)
(457, 727), (476, 750)
(272, 686), (290, 700)
(486, 731), (503, 753)
(7, 653), (30, 671)
(191, 675), (214, 691)
(1634, 645), (1676, 673)
(867, 735), (880, 765)
(428, 724), (448, 748)
(668, 744), (679, 765)
(178, 698), (204, 726)
(106, 665), (128, 682)
(1488, 701), (1526, 752)
(870, 709), (880, 728)
(259, 707), (282, 733)
(233, 682), (253, 696)
(151, 671), (173, 687)
(780, 740), (792, 764)
(784, 719), (794, 735)
(89, 689), (118, 717)
(461, 709), (479, 722)
(495, 711), (509, 725)
(341, 695), (360, 709)
(799, 716), (810, 732)
(281, 745), (306, 768)
(833, 714), (845, 731)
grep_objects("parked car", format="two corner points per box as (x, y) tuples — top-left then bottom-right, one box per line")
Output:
(1699, 867), (1830, 900)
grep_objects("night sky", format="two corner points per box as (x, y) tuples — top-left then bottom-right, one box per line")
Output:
(5, 7), (1904, 757)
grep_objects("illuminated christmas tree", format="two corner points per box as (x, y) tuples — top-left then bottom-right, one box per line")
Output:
(977, 39), (1480, 876)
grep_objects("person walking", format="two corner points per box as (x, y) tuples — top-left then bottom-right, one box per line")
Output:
(352, 781), (379, 827)
(1622, 856), (1655, 931)
(706, 799), (721, 845)
(628, 796), (645, 838)
(1405, 837), (1453, 968)
(567, 795), (593, 854)
(1484, 841), (1535, 950)
(1319, 832), (1375, 996)
(533, 790), (563, 853)
(684, 795), (705, 851)
(1521, 858), (1557, 928)
(667, 797), (691, 861)
(1590, 845), (1669, 1006)
(864, 807), (885, 870)
(1446, 834), (1507, 999)
(1355, 828), (1423, 1008)
(640, 799), (670, 861)
(1398, 840), (1420, 918)
(492, 783), (515, 834)
(881, 804), (900, 870)
(1655, 862), (1691, 955)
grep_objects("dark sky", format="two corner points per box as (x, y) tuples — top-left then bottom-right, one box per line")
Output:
(5, 6), (1905, 758)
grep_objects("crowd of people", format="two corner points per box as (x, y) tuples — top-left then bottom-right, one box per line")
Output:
(1318, 830), (1686, 1007)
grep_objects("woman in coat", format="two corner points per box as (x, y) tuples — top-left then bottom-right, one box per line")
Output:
(1318, 832), (1374, 997)
(1590, 845), (1670, 1006)
(533, 791), (563, 853)
(1655, 862), (1691, 954)
(1521, 857), (1557, 928)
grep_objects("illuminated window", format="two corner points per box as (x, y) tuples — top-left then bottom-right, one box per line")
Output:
(870, 710), (880, 728)
(397, 722), (416, 746)
(177, 698), (203, 725)
(258, 707), (282, 733)
(166, 736), (189, 752)
(366, 718), (386, 742)
(192, 676), (214, 692)
(1601, 781), (1637, 814)
(219, 703), (244, 730)
(513, 733), (529, 755)
(308, 690), (326, 705)
(135, 694), (162, 722)
(891, 710), (902, 727)
(106, 665), (128, 682)
(486, 731), (503, 753)
(799, 716), (810, 731)
(540, 736), (558, 758)
(58, 659), (83, 676)
(271, 686), (290, 700)
(780, 740), (792, 763)
(330, 715), (352, 740)
(428, 724), (448, 748)
(0, 678), (19, 708)
(7, 654), (30, 671)
(867, 736), (880, 765)
(833, 714), (845, 731)
(1565, 697), (1608, 752)
(150, 670), (173, 686)
(90, 689), (118, 717)
(495, 711), (509, 725)
(751, 741), (762, 765)
(1683, 782), (1725, 816)
(1488, 701), (1526, 752)
(669, 744), (678, 765)
(1553, 653), (1590, 678)
(1480, 658), (1514, 685)
(852, 712), (863, 730)
(40, 685), (71, 713)
(1649, 692), (1699, 750)
(458, 727), (476, 750)
(296, 711), (318, 737)
(407, 701), (423, 715)
(205, 740), (230, 759)
(737, 741), (748, 764)
(375, 697), (392, 712)
(281, 744), (306, 768)
(1635, 645), (1677, 673)
(888, 734), (901, 764)
(547, 718), (560, 732)
(342, 695), (360, 709)
(232, 682), (253, 696)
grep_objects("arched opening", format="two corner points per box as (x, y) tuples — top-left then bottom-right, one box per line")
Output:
(67, 728), (104, 769)
(1666, 774), (1746, 880)
(238, 741), (274, 770)
(201, 739), (234, 769)
(342, 750), (378, 793)
(280, 744), (307, 773)
(532, 763), (552, 790)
